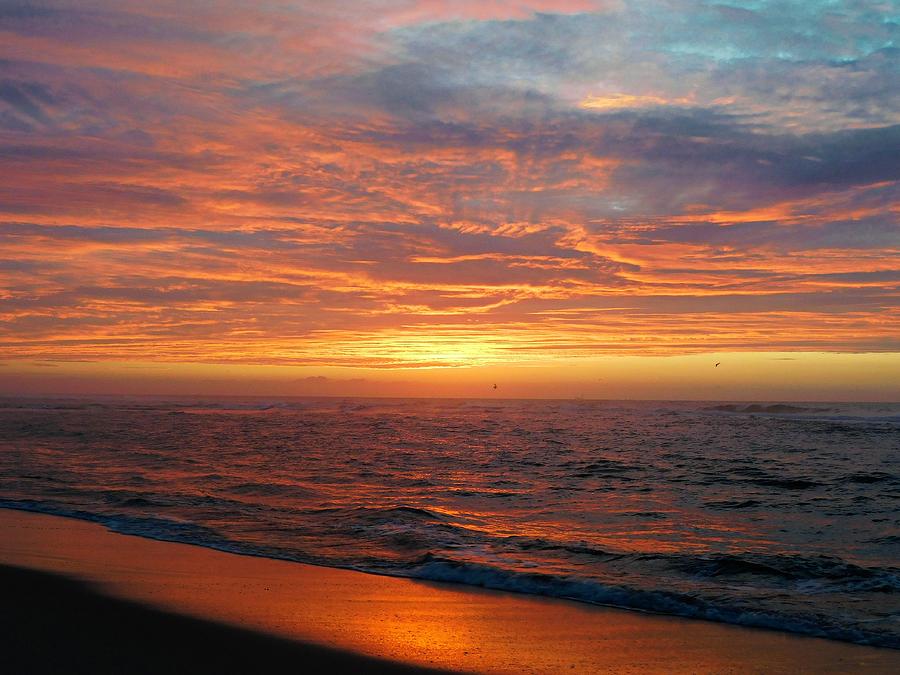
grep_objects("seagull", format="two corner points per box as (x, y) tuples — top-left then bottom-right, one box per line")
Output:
(493, 383), (497, 389)
(715, 362), (721, 368)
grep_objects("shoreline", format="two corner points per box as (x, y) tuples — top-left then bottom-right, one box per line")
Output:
(2, 508), (899, 673)
(3, 502), (894, 649)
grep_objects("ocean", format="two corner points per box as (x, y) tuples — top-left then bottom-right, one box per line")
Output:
(1, 396), (898, 648)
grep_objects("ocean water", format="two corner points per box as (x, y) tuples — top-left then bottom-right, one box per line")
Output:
(1, 396), (898, 648)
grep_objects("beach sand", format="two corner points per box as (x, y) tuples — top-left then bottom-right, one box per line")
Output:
(1, 508), (898, 674)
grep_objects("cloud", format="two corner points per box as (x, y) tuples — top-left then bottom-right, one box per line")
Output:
(0, 1), (897, 366)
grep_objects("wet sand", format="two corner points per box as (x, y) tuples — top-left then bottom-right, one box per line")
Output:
(2, 508), (898, 673)
(1, 563), (450, 674)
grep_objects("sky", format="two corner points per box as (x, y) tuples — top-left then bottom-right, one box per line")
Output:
(0, 0), (898, 399)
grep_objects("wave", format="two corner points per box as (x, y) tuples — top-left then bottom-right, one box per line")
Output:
(707, 404), (832, 414)
(226, 481), (320, 499)
(704, 499), (763, 509)
(744, 477), (821, 490)
(842, 472), (896, 485)
(668, 552), (900, 587)
(299, 505), (449, 525)
(703, 402), (900, 426)
(404, 554), (899, 649)
(3, 500), (898, 650)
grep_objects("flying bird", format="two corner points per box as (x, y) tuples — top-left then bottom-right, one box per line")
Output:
(715, 362), (721, 367)
(493, 383), (497, 389)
